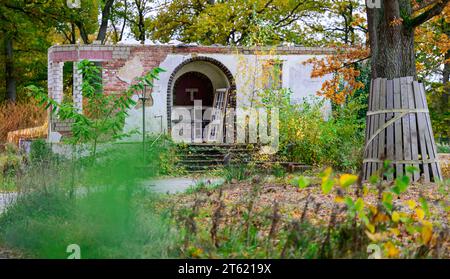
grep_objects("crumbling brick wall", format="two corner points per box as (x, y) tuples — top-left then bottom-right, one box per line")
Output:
(47, 44), (335, 137)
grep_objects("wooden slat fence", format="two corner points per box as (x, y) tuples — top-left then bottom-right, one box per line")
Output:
(363, 77), (442, 182)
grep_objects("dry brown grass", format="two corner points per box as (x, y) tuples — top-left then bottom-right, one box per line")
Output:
(439, 154), (450, 179)
(0, 101), (47, 144)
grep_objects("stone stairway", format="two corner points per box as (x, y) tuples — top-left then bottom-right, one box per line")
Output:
(176, 143), (258, 172)
(176, 143), (311, 173)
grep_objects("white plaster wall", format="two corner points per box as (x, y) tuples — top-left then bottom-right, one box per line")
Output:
(121, 55), (182, 141)
(121, 52), (332, 141)
(285, 55), (333, 119)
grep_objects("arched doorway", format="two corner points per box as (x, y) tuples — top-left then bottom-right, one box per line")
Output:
(173, 72), (214, 107)
(167, 57), (236, 143)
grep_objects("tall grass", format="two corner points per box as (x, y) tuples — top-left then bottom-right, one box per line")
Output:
(0, 100), (47, 143)
(0, 143), (177, 258)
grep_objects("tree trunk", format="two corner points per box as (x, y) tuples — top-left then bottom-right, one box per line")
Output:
(4, 36), (16, 102)
(442, 25), (450, 130)
(367, 0), (416, 79)
(97, 0), (115, 43)
(71, 23), (76, 44)
(76, 21), (90, 44)
(364, 0), (445, 182)
(138, 11), (145, 44)
(133, 0), (146, 44)
(444, 50), (449, 103)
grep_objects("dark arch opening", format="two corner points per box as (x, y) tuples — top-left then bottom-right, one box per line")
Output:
(166, 56), (236, 132)
(173, 72), (214, 107)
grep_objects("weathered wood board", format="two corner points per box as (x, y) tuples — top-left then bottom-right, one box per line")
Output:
(363, 77), (442, 182)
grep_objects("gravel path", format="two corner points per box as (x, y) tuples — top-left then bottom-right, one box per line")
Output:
(145, 177), (225, 194)
(0, 176), (223, 214)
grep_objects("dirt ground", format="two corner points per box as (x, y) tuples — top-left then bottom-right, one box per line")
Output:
(166, 175), (449, 258)
(171, 176), (448, 222)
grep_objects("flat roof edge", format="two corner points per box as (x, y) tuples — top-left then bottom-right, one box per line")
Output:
(48, 44), (336, 53)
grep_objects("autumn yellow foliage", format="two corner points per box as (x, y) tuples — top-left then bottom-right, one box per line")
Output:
(304, 46), (369, 104)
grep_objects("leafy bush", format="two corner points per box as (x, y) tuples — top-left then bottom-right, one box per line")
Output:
(28, 60), (165, 159)
(29, 139), (57, 164)
(426, 81), (450, 140)
(272, 162), (285, 177)
(185, 179), (224, 194)
(261, 88), (366, 172)
(222, 164), (249, 183)
(0, 144), (24, 178)
(146, 134), (183, 176)
(437, 144), (450, 154)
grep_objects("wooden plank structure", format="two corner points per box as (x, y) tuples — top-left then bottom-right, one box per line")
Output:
(363, 77), (442, 182)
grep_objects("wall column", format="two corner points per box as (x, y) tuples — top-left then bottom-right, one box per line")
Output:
(73, 61), (83, 113)
(48, 61), (64, 106)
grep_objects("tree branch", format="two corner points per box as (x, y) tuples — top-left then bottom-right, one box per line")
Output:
(408, 0), (450, 28)
(333, 55), (371, 72)
(274, 1), (304, 26)
(413, 0), (440, 12)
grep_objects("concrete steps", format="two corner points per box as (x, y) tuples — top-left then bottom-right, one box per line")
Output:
(176, 143), (312, 174)
(176, 144), (257, 172)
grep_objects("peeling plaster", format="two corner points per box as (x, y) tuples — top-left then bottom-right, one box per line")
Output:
(117, 56), (144, 84)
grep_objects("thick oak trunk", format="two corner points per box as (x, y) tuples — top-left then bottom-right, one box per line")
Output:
(367, 0), (416, 79)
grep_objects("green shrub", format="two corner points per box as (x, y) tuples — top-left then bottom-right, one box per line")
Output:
(0, 144), (23, 178)
(146, 134), (183, 176)
(28, 61), (165, 160)
(272, 162), (285, 177)
(437, 144), (450, 154)
(29, 139), (55, 164)
(185, 179), (224, 194)
(223, 164), (248, 183)
(265, 90), (366, 172)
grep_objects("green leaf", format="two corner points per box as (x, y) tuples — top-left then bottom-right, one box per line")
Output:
(321, 179), (334, 194)
(369, 174), (379, 184)
(355, 198), (364, 212)
(392, 175), (410, 194)
(360, 212), (370, 225)
(405, 166), (418, 175)
(419, 197), (430, 217)
(344, 196), (354, 208)
(297, 176), (310, 189)
(391, 186), (400, 195)
(339, 174), (358, 188)
(382, 192), (393, 212)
